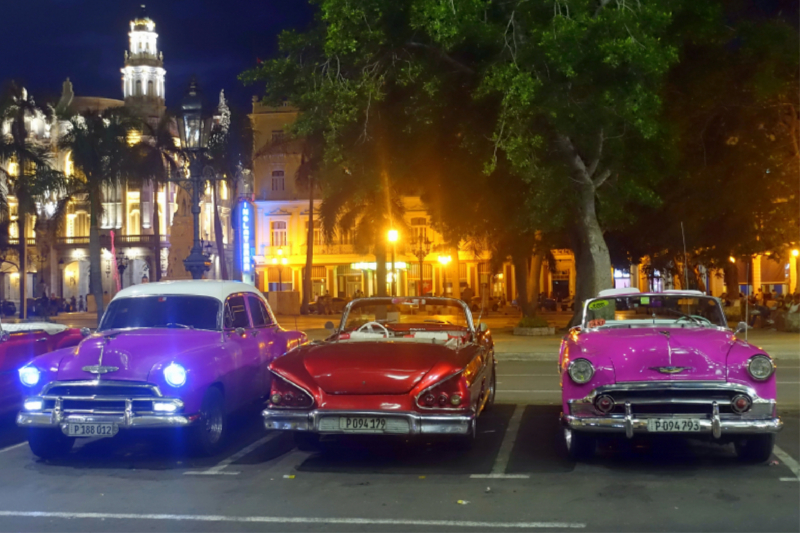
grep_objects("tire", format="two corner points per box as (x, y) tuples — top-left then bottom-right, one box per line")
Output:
(294, 432), (321, 452)
(483, 369), (497, 411)
(28, 428), (74, 460)
(735, 434), (775, 463)
(564, 428), (595, 461)
(190, 387), (227, 457)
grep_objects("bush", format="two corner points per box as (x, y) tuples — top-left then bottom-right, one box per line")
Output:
(517, 315), (549, 328)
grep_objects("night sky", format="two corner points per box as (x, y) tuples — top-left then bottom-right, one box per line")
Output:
(0, 1), (313, 113)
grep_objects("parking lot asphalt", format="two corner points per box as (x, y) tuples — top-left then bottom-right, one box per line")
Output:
(0, 360), (797, 532)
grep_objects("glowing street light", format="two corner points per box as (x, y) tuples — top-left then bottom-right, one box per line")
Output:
(792, 249), (799, 257)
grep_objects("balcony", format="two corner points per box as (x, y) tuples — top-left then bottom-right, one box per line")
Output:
(6, 238), (37, 246)
(54, 235), (171, 249)
(300, 244), (357, 256)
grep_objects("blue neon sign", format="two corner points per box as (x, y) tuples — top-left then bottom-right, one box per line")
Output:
(237, 201), (255, 274)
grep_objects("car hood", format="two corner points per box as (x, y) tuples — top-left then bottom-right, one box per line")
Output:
(56, 329), (220, 382)
(299, 341), (454, 395)
(575, 327), (732, 381)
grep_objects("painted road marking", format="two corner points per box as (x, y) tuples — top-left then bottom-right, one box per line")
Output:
(471, 473), (530, 479)
(773, 446), (800, 482)
(0, 511), (586, 529)
(491, 404), (525, 476)
(184, 433), (282, 476)
(0, 442), (26, 454)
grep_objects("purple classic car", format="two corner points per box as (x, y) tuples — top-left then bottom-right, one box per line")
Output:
(559, 289), (782, 462)
(17, 280), (307, 459)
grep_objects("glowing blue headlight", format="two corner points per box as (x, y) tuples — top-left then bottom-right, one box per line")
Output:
(19, 366), (41, 387)
(163, 363), (187, 387)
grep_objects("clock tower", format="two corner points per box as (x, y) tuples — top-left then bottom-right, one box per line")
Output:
(121, 5), (166, 121)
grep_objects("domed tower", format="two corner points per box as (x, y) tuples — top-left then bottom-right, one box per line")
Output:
(121, 5), (166, 121)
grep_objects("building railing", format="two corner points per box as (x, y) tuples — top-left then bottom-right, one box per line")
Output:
(53, 235), (171, 248)
(300, 244), (357, 256)
(6, 238), (37, 246)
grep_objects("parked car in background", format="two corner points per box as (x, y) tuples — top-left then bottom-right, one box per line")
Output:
(559, 288), (782, 462)
(17, 280), (307, 459)
(0, 322), (84, 416)
(264, 297), (496, 450)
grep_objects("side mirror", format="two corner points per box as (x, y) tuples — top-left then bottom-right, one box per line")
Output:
(324, 321), (335, 331)
(80, 327), (91, 337)
(478, 322), (489, 333)
(734, 321), (748, 336)
(235, 327), (246, 337)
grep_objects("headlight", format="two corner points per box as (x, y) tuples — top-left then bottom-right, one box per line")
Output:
(163, 363), (187, 387)
(747, 355), (774, 381)
(19, 366), (41, 387)
(568, 359), (595, 384)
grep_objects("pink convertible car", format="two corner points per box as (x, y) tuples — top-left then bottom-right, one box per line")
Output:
(559, 289), (782, 462)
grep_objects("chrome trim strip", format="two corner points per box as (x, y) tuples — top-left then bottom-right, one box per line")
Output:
(262, 408), (474, 436)
(563, 414), (782, 436)
(17, 412), (193, 429)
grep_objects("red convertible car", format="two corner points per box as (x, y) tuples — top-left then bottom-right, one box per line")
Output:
(263, 297), (496, 449)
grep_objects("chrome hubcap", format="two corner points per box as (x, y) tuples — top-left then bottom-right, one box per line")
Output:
(564, 428), (573, 449)
(204, 406), (223, 444)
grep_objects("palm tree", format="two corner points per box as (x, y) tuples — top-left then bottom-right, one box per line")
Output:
(319, 178), (406, 298)
(59, 108), (142, 322)
(0, 83), (67, 318)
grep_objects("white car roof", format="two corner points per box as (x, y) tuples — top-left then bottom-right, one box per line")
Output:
(112, 280), (263, 303)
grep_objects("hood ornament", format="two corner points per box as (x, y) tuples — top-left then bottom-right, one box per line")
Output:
(82, 337), (118, 375)
(650, 366), (690, 374)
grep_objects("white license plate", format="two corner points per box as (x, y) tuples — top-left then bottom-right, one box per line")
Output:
(646, 419), (701, 432)
(64, 423), (118, 438)
(339, 417), (387, 432)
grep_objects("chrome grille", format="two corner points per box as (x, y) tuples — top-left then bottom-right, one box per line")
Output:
(40, 381), (162, 415)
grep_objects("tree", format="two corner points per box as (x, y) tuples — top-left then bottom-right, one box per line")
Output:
(59, 108), (143, 322)
(0, 83), (67, 318)
(243, 0), (698, 313)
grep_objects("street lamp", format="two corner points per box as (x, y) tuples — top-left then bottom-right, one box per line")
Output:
(271, 254), (288, 291)
(411, 234), (432, 296)
(438, 255), (452, 297)
(174, 78), (219, 280)
(387, 229), (398, 296)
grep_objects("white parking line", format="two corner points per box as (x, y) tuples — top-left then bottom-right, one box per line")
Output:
(184, 433), (282, 476)
(471, 473), (530, 479)
(491, 405), (525, 476)
(773, 446), (800, 482)
(0, 511), (586, 529)
(0, 442), (26, 454)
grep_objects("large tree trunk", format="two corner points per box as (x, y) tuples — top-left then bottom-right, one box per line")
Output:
(213, 182), (228, 280)
(89, 200), (105, 324)
(152, 183), (162, 281)
(557, 134), (613, 327)
(375, 239), (388, 297)
(18, 211), (27, 319)
(300, 181), (314, 314)
(513, 254), (536, 317)
(526, 253), (544, 313)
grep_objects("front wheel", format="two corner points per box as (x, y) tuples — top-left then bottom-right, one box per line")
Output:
(28, 428), (74, 460)
(190, 387), (227, 456)
(735, 434), (775, 463)
(564, 428), (595, 461)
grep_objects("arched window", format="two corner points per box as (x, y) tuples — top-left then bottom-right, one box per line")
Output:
(135, 80), (142, 96)
(147, 80), (154, 96)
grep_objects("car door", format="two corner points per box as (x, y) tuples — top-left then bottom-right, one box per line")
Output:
(223, 294), (259, 408)
(245, 294), (281, 398)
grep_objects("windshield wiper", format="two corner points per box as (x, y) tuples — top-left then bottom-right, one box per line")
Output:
(165, 323), (194, 330)
(660, 309), (703, 326)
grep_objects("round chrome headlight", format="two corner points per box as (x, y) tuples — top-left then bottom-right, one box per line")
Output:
(163, 363), (187, 387)
(747, 355), (774, 381)
(18, 366), (41, 387)
(568, 359), (595, 384)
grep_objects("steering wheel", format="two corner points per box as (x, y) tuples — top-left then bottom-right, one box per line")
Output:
(676, 315), (711, 325)
(356, 321), (390, 337)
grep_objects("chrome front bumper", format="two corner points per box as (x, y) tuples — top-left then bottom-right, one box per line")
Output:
(263, 408), (474, 436)
(17, 411), (194, 430)
(563, 402), (783, 439)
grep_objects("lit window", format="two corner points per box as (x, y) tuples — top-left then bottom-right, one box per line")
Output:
(271, 170), (285, 191)
(305, 221), (322, 246)
(270, 221), (287, 247)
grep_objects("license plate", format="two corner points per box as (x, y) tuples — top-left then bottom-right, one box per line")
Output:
(64, 423), (118, 438)
(339, 417), (387, 432)
(646, 419), (701, 432)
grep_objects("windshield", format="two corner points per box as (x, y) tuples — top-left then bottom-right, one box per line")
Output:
(583, 294), (727, 329)
(341, 297), (472, 333)
(98, 295), (221, 332)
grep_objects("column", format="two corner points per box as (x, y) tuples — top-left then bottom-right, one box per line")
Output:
(790, 252), (798, 294)
(752, 255), (762, 294)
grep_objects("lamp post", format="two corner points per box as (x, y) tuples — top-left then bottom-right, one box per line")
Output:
(271, 249), (288, 291)
(411, 235), (432, 296)
(438, 255), (452, 297)
(174, 78), (219, 280)
(387, 229), (398, 296)
(116, 252), (129, 289)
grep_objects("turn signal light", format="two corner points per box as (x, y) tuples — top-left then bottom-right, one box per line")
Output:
(416, 374), (469, 410)
(731, 394), (752, 414)
(269, 375), (313, 409)
(595, 394), (615, 414)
